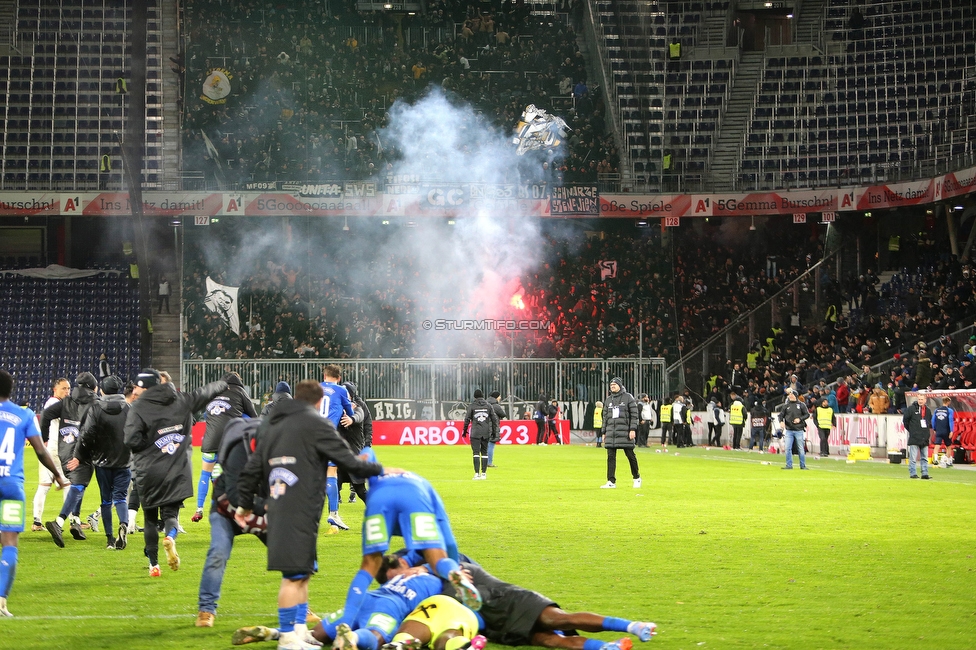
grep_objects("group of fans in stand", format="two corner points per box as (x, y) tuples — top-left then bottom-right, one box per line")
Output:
(0, 364), (658, 650)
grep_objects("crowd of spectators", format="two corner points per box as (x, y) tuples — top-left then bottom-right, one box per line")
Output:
(181, 0), (616, 186)
(180, 217), (845, 364)
(704, 256), (976, 413)
(182, 219), (679, 361)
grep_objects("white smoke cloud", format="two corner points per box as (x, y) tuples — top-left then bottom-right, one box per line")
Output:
(365, 89), (550, 356)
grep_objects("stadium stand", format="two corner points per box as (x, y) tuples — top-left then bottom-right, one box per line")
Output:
(0, 0), (165, 191)
(589, 0), (976, 192)
(181, 0), (618, 189)
(0, 271), (141, 410)
(737, 0), (976, 190)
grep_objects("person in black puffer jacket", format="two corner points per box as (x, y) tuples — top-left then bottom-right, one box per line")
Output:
(600, 377), (641, 489)
(902, 399), (931, 480)
(125, 369), (227, 576)
(72, 375), (131, 549)
(193, 372), (258, 522)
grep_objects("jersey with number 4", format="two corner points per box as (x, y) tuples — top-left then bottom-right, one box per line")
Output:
(0, 400), (42, 482)
(320, 381), (354, 427)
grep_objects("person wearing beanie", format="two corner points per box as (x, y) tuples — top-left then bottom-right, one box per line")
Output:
(39, 372), (99, 546)
(463, 389), (499, 480)
(261, 381), (293, 417)
(600, 378), (641, 489)
(193, 372), (257, 523)
(70, 376), (132, 549)
(125, 369), (228, 577)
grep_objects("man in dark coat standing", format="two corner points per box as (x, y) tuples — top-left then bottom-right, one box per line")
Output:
(534, 394), (548, 445)
(463, 390), (500, 480)
(600, 378), (641, 489)
(124, 369), (227, 577)
(235, 380), (387, 649)
(903, 399), (931, 479)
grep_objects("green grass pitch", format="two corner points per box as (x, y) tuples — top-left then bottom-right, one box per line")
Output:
(5, 445), (976, 649)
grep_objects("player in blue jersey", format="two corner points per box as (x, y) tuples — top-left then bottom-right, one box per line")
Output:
(320, 364), (356, 531)
(232, 571), (483, 650)
(0, 369), (70, 616)
(339, 449), (482, 636)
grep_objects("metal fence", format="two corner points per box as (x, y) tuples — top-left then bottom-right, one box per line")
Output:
(183, 357), (667, 418)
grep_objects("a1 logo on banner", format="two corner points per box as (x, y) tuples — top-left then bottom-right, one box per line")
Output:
(664, 216), (680, 227)
(793, 213), (807, 224)
(194, 215), (210, 226)
(821, 211), (836, 223)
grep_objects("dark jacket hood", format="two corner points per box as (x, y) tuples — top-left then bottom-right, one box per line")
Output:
(70, 385), (97, 405)
(141, 382), (178, 406)
(269, 396), (315, 426)
(101, 393), (128, 415)
(224, 373), (244, 388)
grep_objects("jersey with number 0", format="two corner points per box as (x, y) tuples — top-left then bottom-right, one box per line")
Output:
(0, 400), (42, 483)
(320, 381), (354, 427)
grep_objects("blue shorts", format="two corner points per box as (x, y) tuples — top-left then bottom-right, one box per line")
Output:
(361, 476), (454, 557)
(0, 480), (26, 533)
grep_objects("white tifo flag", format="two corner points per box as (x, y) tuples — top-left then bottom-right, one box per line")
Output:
(204, 276), (241, 335)
(599, 260), (617, 280)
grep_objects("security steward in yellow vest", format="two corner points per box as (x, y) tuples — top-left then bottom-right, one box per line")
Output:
(746, 350), (759, 370)
(815, 398), (836, 457)
(593, 401), (604, 447)
(729, 394), (746, 449)
(659, 400), (672, 448)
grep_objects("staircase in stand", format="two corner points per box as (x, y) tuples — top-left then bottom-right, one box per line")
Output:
(151, 282), (182, 388)
(708, 51), (763, 190)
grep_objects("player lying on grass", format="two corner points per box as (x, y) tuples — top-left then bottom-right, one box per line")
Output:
(231, 570), (483, 650)
(338, 449), (482, 631)
(380, 557), (657, 650)
(232, 559), (654, 650)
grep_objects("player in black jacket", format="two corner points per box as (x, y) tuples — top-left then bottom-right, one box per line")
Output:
(338, 381), (372, 504)
(534, 395), (548, 445)
(235, 380), (388, 649)
(39, 372), (98, 546)
(70, 375), (131, 550)
(463, 390), (500, 480)
(193, 372), (257, 522)
(486, 391), (505, 467)
(124, 369), (227, 577)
